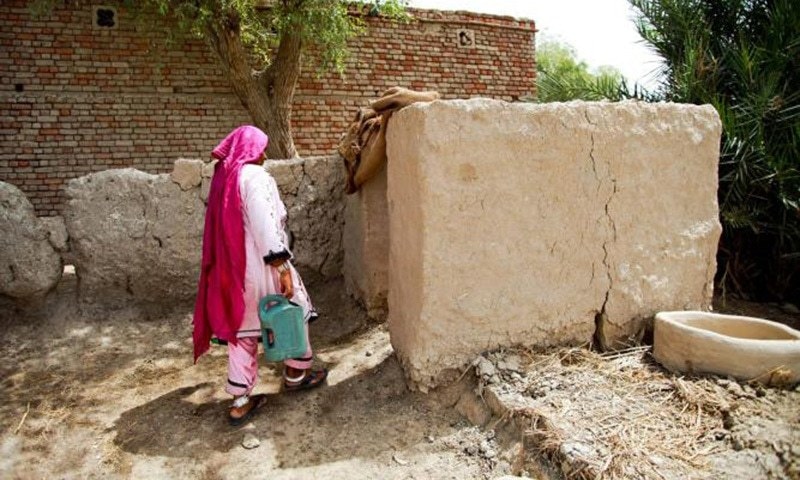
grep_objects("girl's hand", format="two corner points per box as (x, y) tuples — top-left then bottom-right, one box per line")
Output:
(279, 269), (294, 299)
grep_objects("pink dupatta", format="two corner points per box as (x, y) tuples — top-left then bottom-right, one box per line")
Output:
(193, 125), (269, 362)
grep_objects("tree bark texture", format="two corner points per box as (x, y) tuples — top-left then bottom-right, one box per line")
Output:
(205, 12), (301, 159)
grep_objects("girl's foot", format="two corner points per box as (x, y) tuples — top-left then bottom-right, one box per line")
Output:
(283, 368), (328, 392)
(228, 394), (265, 426)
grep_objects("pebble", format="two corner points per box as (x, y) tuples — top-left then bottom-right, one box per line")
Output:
(479, 439), (498, 459)
(242, 434), (260, 449)
(476, 357), (497, 378)
(497, 355), (522, 373)
(392, 453), (409, 465)
(725, 382), (745, 397)
(365, 350), (373, 357)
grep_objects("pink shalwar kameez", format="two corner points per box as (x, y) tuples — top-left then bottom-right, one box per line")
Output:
(192, 125), (316, 399)
(226, 164), (317, 397)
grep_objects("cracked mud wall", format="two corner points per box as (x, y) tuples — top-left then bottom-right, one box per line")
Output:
(61, 156), (343, 308)
(585, 103), (722, 349)
(386, 99), (721, 391)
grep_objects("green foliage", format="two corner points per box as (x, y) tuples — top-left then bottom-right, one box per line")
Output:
(140, 0), (406, 72)
(535, 40), (630, 102)
(630, 0), (800, 300)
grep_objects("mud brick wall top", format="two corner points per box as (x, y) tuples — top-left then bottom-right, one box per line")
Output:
(0, 1), (536, 216)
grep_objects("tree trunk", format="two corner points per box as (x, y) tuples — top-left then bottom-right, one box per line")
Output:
(260, 27), (302, 159)
(205, 13), (301, 159)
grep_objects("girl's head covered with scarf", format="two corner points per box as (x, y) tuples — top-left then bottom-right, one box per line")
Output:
(193, 126), (269, 362)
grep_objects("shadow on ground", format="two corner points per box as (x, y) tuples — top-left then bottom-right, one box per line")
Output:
(111, 354), (461, 468)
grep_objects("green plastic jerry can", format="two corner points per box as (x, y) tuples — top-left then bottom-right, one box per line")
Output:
(258, 294), (307, 362)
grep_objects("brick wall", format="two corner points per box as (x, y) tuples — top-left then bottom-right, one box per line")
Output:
(0, 1), (535, 215)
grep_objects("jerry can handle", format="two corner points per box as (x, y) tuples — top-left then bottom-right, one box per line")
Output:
(260, 294), (288, 311)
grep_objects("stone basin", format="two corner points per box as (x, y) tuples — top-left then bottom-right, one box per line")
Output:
(653, 311), (800, 386)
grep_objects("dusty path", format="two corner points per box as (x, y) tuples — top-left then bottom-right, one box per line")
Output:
(0, 274), (501, 479)
(2, 271), (798, 479)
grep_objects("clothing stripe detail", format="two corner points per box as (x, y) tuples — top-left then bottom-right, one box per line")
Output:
(294, 356), (313, 361)
(263, 250), (291, 264)
(227, 379), (248, 389)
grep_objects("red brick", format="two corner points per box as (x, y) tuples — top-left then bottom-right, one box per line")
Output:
(0, 0), (535, 215)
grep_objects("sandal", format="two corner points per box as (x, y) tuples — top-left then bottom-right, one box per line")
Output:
(283, 368), (328, 392)
(228, 394), (266, 426)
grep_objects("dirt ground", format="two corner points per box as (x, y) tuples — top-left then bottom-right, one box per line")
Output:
(1, 271), (798, 479)
(0, 272), (504, 480)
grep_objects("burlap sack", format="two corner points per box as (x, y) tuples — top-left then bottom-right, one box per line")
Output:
(370, 86), (441, 114)
(338, 87), (440, 193)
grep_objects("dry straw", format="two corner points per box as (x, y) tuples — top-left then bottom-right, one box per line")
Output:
(487, 345), (782, 480)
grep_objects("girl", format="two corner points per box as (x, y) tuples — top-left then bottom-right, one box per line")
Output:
(193, 125), (327, 426)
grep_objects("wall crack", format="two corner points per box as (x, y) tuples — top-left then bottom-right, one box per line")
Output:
(586, 108), (617, 349)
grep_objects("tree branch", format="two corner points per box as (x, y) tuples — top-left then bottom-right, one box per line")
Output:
(265, 25), (303, 104)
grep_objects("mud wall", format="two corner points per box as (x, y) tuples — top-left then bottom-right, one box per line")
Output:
(0, 156), (344, 309)
(343, 165), (390, 320)
(385, 99), (722, 391)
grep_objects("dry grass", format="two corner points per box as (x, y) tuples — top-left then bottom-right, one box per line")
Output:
(483, 345), (791, 480)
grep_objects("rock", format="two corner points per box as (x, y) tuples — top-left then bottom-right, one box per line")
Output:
(479, 440), (496, 458)
(725, 382), (746, 397)
(0, 181), (62, 301)
(38, 216), (69, 253)
(455, 390), (492, 427)
(63, 168), (205, 307)
(560, 441), (596, 462)
(386, 99), (722, 390)
(170, 159), (204, 190)
(392, 453), (409, 465)
(242, 434), (260, 449)
(476, 357), (497, 379)
(497, 355), (522, 373)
